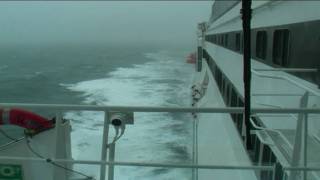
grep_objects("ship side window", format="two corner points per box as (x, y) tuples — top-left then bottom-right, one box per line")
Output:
(231, 88), (237, 107)
(214, 68), (219, 82)
(224, 82), (230, 104)
(241, 33), (244, 52)
(273, 29), (290, 66)
(221, 35), (224, 46)
(210, 61), (216, 76)
(221, 77), (225, 93)
(213, 65), (218, 77)
(219, 72), (223, 90)
(215, 68), (222, 90)
(253, 135), (261, 162)
(261, 145), (273, 179)
(256, 31), (267, 60)
(225, 34), (229, 47)
(235, 33), (240, 51)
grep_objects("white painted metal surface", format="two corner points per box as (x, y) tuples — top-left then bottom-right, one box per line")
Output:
(208, 1), (320, 33)
(0, 123), (71, 180)
(204, 1), (320, 176)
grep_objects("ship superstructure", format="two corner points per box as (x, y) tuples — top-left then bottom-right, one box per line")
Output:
(193, 0), (320, 179)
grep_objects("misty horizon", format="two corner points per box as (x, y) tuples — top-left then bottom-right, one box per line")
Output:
(0, 1), (212, 46)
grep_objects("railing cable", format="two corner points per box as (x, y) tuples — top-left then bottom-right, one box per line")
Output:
(25, 136), (95, 180)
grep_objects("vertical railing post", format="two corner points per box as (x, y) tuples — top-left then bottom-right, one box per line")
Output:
(53, 112), (68, 180)
(100, 111), (110, 180)
(272, 163), (276, 180)
(108, 143), (116, 180)
(290, 92), (309, 180)
(192, 118), (199, 180)
(303, 97), (309, 180)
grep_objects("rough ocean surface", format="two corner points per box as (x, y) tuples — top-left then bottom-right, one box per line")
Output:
(63, 50), (194, 180)
(0, 45), (194, 179)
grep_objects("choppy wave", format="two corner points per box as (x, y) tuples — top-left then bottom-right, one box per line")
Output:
(0, 65), (8, 72)
(63, 50), (194, 180)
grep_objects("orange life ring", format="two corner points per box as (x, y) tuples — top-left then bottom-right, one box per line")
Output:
(0, 108), (54, 132)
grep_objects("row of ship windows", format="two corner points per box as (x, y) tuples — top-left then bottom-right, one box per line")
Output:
(205, 54), (287, 179)
(205, 52), (246, 134)
(205, 29), (290, 67)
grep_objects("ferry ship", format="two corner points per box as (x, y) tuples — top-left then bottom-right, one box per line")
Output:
(192, 0), (320, 180)
(0, 1), (319, 180)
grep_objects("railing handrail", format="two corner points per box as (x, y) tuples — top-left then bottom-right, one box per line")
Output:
(0, 156), (277, 171)
(251, 69), (320, 97)
(253, 68), (318, 73)
(2, 102), (320, 180)
(1, 156), (320, 171)
(1, 103), (320, 114)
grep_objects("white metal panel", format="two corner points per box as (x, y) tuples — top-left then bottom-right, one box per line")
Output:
(0, 126), (71, 180)
(208, 1), (320, 34)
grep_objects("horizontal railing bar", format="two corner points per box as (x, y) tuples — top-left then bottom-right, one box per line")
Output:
(252, 93), (317, 97)
(0, 156), (273, 170)
(2, 156), (320, 171)
(284, 167), (320, 171)
(253, 68), (318, 73)
(252, 108), (320, 114)
(251, 69), (320, 97)
(0, 103), (242, 113)
(3, 156), (320, 171)
(1, 103), (320, 114)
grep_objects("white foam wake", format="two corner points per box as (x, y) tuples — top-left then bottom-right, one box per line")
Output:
(63, 50), (194, 180)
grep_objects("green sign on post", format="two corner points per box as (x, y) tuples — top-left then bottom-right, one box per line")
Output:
(0, 164), (23, 180)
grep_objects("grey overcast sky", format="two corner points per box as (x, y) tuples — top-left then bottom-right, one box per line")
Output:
(0, 1), (212, 46)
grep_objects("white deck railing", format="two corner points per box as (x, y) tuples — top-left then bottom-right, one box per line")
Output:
(1, 103), (320, 180)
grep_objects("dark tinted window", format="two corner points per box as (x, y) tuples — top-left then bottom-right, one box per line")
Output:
(241, 33), (244, 52)
(231, 88), (237, 107)
(256, 31), (267, 59)
(235, 33), (240, 51)
(225, 34), (229, 47)
(221, 35), (224, 45)
(225, 82), (230, 103)
(273, 29), (290, 66)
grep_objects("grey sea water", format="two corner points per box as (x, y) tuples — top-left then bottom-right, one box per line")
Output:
(0, 44), (155, 104)
(0, 43), (194, 179)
